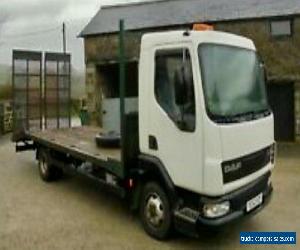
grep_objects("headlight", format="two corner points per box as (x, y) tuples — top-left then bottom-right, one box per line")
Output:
(203, 201), (230, 218)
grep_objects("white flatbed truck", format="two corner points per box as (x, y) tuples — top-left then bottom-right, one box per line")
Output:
(14, 21), (275, 239)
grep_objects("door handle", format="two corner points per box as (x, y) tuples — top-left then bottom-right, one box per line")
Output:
(148, 135), (158, 150)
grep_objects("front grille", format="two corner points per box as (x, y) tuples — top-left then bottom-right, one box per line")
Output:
(222, 146), (271, 184)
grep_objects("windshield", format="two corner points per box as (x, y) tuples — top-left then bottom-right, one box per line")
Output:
(198, 44), (270, 123)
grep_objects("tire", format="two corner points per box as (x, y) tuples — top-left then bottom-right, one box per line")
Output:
(38, 149), (62, 182)
(139, 182), (173, 240)
(95, 132), (120, 148)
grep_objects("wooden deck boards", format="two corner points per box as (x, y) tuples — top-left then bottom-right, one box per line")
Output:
(29, 126), (121, 162)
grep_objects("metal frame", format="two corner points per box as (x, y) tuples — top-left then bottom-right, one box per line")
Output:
(119, 19), (126, 167)
(12, 50), (43, 141)
(44, 52), (71, 130)
(12, 50), (72, 142)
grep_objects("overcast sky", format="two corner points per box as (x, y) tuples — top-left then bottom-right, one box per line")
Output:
(0, 0), (146, 71)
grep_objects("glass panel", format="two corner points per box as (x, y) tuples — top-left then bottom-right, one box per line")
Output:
(28, 76), (40, 90)
(14, 104), (26, 119)
(45, 76), (57, 89)
(14, 91), (27, 105)
(28, 106), (40, 119)
(29, 120), (41, 131)
(28, 90), (40, 104)
(14, 76), (27, 89)
(59, 61), (70, 75)
(59, 104), (69, 117)
(14, 60), (27, 74)
(46, 61), (57, 74)
(59, 118), (69, 128)
(59, 90), (69, 102)
(45, 90), (57, 103)
(199, 44), (269, 121)
(46, 118), (58, 129)
(46, 104), (57, 118)
(15, 119), (27, 129)
(28, 60), (41, 75)
(58, 76), (69, 89)
(155, 49), (195, 132)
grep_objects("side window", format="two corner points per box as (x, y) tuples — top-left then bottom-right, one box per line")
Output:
(155, 49), (196, 132)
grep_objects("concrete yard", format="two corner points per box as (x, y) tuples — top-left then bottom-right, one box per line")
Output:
(0, 134), (299, 250)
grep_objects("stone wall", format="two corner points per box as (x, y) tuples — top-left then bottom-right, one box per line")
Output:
(215, 18), (300, 80)
(85, 64), (103, 125)
(84, 32), (143, 63)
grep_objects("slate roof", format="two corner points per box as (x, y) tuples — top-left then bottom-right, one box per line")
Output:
(80, 0), (300, 37)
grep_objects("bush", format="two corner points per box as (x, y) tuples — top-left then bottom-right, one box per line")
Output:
(71, 99), (81, 116)
(0, 84), (12, 100)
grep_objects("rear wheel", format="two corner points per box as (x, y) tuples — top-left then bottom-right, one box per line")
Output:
(38, 149), (62, 182)
(140, 182), (173, 240)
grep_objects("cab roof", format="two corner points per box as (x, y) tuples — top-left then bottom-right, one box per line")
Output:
(141, 30), (256, 51)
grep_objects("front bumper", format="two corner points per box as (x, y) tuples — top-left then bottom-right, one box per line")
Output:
(174, 172), (273, 236)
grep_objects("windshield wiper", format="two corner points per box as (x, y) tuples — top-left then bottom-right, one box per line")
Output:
(210, 114), (237, 124)
(255, 108), (271, 115)
(229, 108), (271, 122)
(210, 108), (271, 124)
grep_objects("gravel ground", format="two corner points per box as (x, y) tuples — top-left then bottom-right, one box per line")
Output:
(0, 134), (299, 250)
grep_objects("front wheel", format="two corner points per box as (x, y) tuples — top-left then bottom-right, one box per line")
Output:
(139, 182), (173, 240)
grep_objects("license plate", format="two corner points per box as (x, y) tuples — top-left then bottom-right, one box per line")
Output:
(246, 193), (263, 212)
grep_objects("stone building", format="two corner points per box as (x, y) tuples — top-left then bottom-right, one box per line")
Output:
(80, 0), (300, 141)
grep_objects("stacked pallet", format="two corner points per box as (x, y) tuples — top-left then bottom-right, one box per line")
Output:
(0, 100), (13, 135)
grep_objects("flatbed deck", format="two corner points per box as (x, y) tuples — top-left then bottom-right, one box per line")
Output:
(28, 126), (123, 177)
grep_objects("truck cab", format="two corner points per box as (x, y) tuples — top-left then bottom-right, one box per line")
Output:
(138, 30), (274, 238)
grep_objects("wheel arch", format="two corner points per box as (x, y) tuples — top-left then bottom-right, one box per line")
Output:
(130, 154), (178, 211)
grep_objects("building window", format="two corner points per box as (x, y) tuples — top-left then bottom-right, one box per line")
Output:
(270, 19), (293, 37)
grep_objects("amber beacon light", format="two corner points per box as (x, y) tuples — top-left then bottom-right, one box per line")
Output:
(193, 23), (214, 31)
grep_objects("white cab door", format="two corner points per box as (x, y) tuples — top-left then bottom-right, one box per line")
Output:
(145, 45), (203, 193)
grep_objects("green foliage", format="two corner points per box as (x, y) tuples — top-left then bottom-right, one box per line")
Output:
(0, 84), (12, 100)
(71, 99), (81, 115)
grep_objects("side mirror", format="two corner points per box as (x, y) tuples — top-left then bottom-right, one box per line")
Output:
(174, 66), (188, 105)
(258, 56), (267, 83)
(262, 64), (268, 83)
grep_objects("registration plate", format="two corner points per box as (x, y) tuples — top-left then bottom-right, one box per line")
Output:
(246, 193), (263, 212)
